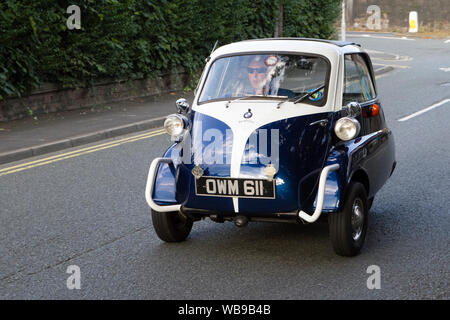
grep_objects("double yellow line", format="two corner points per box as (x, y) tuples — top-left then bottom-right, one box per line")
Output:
(0, 129), (166, 177)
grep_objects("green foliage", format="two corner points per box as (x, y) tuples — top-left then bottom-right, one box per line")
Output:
(282, 0), (341, 39)
(0, 0), (340, 100)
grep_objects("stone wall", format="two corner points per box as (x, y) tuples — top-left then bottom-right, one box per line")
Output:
(346, 0), (450, 31)
(0, 69), (189, 121)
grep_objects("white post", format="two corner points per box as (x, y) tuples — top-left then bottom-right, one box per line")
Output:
(341, 0), (346, 41)
(409, 11), (418, 33)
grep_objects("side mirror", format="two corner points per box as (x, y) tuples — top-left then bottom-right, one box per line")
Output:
(343, 102), (362, 117)
(176, 98), (190, 114)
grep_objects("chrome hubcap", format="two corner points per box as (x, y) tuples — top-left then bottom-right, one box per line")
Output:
(351, 198), (364, 241)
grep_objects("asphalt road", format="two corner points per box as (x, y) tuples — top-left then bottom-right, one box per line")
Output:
(0, 34), (449, 299)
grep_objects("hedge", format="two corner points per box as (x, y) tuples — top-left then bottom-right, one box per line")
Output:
(0, 0), (341, 100)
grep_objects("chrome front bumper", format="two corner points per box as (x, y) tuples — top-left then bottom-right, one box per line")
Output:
(297, 163), (340, 223)
(145, 157), (181, 213)
(145, 158), (340, 221)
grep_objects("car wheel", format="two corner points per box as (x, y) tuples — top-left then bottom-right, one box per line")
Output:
(328, 182), (368, 257)
(151, 209), (193, 242)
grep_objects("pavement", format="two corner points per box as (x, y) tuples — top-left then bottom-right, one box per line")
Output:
(0, 56), (393, 165)
(0, 91), (194, 164)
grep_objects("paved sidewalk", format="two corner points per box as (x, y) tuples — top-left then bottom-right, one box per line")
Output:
(0, 91), (194, 164)
(0, 64), (393, 165)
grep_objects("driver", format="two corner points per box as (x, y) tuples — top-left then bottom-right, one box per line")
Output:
(247, 57), (268, 95)
(246, 56), (295, 98)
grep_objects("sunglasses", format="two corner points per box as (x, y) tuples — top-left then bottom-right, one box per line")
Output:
(247, 67), (267, 74)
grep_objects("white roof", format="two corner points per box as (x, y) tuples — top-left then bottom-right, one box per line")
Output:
(210, 38), (363, 64)
(197, 38), (364, 113)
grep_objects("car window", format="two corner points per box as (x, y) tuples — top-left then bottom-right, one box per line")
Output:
(343, 54), (376, 105)
(198, 54), (330, 106)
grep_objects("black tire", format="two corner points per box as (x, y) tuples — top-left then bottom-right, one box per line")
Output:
(151, 209), (193, 242)
(328, 182), (368, 257)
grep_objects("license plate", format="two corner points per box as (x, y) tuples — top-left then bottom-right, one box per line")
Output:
(195, 176), (275, 199)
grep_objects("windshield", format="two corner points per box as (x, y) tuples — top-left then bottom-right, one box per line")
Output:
(198, 54), (330, 106)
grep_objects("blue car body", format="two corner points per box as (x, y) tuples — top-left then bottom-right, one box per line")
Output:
(147, 38), (396, 224)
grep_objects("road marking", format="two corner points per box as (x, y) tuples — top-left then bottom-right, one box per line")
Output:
(0, 128), (165, 173)
(375, 73), (390, 80)
(365, 49), (412, 63)
(373, 63), (410, 69)
(445, 39), (450, 43)
(439, 67), (450, 72)
(398, 99), (450, 122)
(348, 34), (415, 41)
(0, 129), (166, 176)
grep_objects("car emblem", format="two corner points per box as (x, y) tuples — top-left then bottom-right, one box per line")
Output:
(191, 165), (204, 179)
(244, 109), (253, 119)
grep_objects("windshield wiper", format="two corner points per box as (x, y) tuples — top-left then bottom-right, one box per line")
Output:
(226, 95), (288, 108)
(293, 84), (325, 104)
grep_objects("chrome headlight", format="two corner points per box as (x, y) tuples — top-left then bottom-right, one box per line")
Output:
(164, 114), (186, 137)
(334, 117), (360, 141)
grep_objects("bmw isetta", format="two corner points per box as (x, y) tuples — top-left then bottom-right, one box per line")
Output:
(145, 38), (396, 256)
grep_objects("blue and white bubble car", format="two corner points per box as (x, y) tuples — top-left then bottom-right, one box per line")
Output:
(145, 38), (396, 256)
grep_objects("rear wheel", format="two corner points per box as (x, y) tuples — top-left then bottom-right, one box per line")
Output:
(328, 182), (368, 257)
(151, 209), (193, 242)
